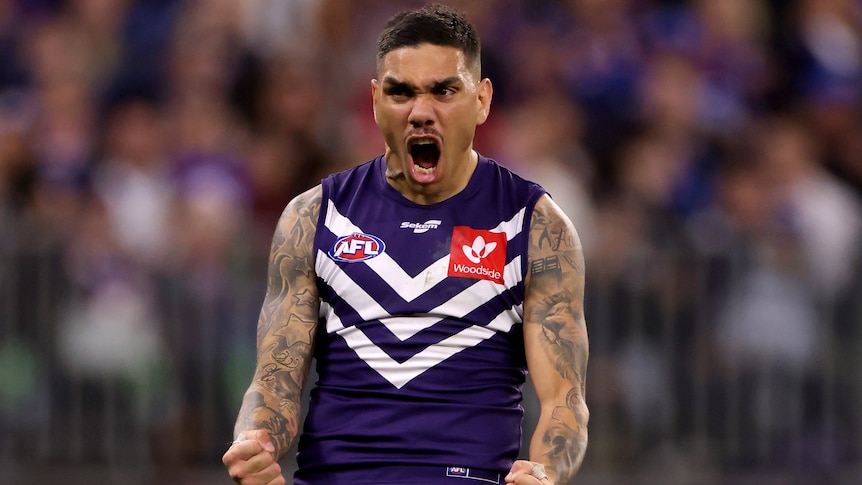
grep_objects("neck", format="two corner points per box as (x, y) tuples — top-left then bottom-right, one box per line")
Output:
(385, 149), (478, 205)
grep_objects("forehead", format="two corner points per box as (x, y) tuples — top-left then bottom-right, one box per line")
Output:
(378, 44), (475, 84)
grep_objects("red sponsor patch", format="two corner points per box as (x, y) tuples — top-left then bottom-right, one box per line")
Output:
(448, 226), (506, 284)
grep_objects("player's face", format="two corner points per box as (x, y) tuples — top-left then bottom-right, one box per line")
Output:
(372, 43), (492, 202)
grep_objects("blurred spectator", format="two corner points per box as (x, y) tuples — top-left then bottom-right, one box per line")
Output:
(785, 0), (862, 198)
(152, 151), (257, 463)
(753, 114), (862, 298)
(239, 0), (322, 61)
(558, 0), (645, 170)
(631, 51), (718, 217)
(92, 94), (174, 267)
(495, 91), (597, 255)
(55, 195), (165, 462)
(788, 0), (860, 107)
(705, 152), (821, 469)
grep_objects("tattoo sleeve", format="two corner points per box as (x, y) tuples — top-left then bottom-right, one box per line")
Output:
(233, 186), (322, 459)
(524, 196), (589, 485)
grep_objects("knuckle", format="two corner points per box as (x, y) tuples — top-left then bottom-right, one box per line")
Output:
(222, 450), (234, 466)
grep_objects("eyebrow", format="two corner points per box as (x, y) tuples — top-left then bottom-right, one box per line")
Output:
(381, 76), (463, 92)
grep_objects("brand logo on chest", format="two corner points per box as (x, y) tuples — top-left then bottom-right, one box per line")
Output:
(447, 226), (506, 284)
(400, 219), (442, 233)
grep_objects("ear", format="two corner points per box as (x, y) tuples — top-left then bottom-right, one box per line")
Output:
(371, 78), (380, 124)
(476, 78), (493, 125)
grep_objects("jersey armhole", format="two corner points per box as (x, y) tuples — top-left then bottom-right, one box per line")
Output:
(313, 179), (334, 271)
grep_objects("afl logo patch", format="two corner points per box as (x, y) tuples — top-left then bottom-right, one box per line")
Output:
(329, 232), (385, 262)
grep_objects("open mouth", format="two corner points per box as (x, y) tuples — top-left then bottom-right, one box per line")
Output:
(408, 138), (440, 175)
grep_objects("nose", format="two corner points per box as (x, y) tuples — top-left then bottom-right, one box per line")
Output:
(408, 95), (435, 127)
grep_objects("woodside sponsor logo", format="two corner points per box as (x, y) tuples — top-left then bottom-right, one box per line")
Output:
(447, 226), (506, 284)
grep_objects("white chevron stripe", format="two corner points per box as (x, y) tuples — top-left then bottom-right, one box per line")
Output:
(321, 200), (527, 302)
(317, 249), (524, 340)
(321, 302), (520, 388)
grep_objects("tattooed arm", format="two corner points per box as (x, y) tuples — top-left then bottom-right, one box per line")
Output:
(223, 186), (322, 484)
(514, 195), (589, 485)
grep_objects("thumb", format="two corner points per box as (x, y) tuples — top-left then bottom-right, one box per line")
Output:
(251, 429), (276, 453)
(507, 460), (533, 476)
(506, 460), (550, 484)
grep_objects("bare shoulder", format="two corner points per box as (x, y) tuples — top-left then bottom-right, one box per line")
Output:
(267, 185), (323, 261)
(289, 184), (323, 214)
(277, 185), (323, 244)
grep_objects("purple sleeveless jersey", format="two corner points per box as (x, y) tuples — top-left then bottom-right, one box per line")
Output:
(294, 155), (547, 484)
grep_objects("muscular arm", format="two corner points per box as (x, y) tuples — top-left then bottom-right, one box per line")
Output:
(523, 195), (589, 484)
(233, 185), (322, 460)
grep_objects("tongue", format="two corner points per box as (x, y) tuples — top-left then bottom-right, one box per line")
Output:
(412, 144), (438, 169)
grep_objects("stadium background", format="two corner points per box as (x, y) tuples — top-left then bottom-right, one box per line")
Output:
(1, 0), (861, 483)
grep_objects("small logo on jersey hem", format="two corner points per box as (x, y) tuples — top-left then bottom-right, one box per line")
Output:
(445, 467), (501, 483)
(400, 219), (442, 233)
(329, 232), (385, 262)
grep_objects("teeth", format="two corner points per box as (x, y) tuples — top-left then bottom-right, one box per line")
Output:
(413, 139), (435, 146)
(415, 165), (434, 174)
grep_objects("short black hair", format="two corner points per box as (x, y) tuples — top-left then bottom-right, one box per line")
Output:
(376, 4), (481, 74)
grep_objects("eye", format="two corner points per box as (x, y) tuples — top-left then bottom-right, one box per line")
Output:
(385, 85), (413, 100)
(434, 86), (456, 96)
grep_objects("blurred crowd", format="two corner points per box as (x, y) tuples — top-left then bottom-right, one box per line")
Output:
(1, 0), (861, 481)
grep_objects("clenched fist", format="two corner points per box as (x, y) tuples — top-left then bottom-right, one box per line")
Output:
(505, 460), (554, 485)
(222, 430), (285, 485)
